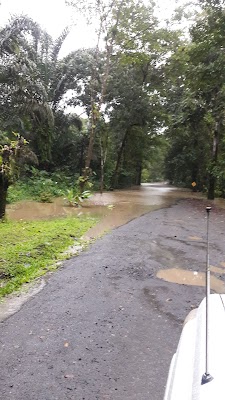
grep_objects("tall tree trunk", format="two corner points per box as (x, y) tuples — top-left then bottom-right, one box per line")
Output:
(84, 1), (124, 187)
(79, 139), (85, 176)
(84, 101), (97, 171)
(208, 123), (219, 200)
(111, 128), (129, 189)
(191, 133), (198, 192)
(79, 103), (97, 193)
(208, 175), (215, 200)
(99, 138), (105, 194)
(0, 175), (8, 219)
(100, 156), (104, 194)
(136, 161), (142, 186)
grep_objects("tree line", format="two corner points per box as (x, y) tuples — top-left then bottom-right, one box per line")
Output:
(0, 0), (225, 218)
(165, 0), (225, 199)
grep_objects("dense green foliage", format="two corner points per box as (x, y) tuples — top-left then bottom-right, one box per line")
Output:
(0, 215), (97, 297)
(7, 169), (75, 203)
(164, 0), (225, 199)
(1, 0), (225, 206)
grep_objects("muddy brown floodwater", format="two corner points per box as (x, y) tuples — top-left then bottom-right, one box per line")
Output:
(6, 183), (225, 294)
(7, 183), (203, 238)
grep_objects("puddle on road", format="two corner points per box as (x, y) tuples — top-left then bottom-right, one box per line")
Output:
(157, 268), (225, 294)
(210, 265), (225, 274)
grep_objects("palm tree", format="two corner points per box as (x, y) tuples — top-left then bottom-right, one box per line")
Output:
(0, 16), (81, 165)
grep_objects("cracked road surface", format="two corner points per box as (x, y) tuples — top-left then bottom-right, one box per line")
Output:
(1, 198), (225, 400)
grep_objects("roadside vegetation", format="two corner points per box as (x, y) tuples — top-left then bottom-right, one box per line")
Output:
(0, 216), (97, 298)
(7, 169), (80, 204)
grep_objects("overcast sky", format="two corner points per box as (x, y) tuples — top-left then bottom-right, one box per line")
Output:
(0, 0), (187, 56)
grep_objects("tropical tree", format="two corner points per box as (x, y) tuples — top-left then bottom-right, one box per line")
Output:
(164, 0), (225, 199)
(51, 111), (85, 173)
(0, 17), (54, 163)
(188, 0), (225, 198)
(66, 0), (128, 190)
(0, 16), (83, 166)
(105, 0), (180, 188)
(0, 134), (38, 219)
(67, 0), (178, 190)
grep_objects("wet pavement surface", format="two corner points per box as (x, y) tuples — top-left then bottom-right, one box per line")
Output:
(1, 187), (225, 399)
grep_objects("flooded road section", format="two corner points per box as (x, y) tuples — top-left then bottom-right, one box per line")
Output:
(7, 183), (201, 235)
(6, 183), (225, 293)
(7, 183), (206, 241)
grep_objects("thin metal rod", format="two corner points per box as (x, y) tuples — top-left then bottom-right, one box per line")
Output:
(201, 206), (213, 385)
(205, 206), (210, 374)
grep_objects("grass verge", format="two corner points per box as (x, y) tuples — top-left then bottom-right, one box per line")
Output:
(0, 216), (97, 298)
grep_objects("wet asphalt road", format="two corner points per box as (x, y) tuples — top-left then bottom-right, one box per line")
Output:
(1, 199), (225, 400)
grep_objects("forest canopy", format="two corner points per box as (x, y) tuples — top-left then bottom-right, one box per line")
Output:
(1, 0), (225, 217)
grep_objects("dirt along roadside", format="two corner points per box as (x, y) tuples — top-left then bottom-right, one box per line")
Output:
(1, 192), (225, 399)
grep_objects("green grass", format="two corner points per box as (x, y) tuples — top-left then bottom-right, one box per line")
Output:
(0, 216), (97, 298)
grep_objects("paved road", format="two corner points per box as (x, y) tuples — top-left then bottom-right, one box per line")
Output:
(1, 199), (225, 399)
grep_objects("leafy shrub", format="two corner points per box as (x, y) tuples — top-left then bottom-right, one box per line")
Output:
(64, 187), (92, 207)
(7, 168), (77, 203)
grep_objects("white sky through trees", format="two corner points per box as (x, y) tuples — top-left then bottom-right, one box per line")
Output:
(0, 0), (189, 56)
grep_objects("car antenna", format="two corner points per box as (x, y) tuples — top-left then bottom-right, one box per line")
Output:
(201, 206), (214, 385)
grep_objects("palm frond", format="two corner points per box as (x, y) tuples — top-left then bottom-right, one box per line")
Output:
(0, 15), (42, 56)
(51, 27), (70, 63)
